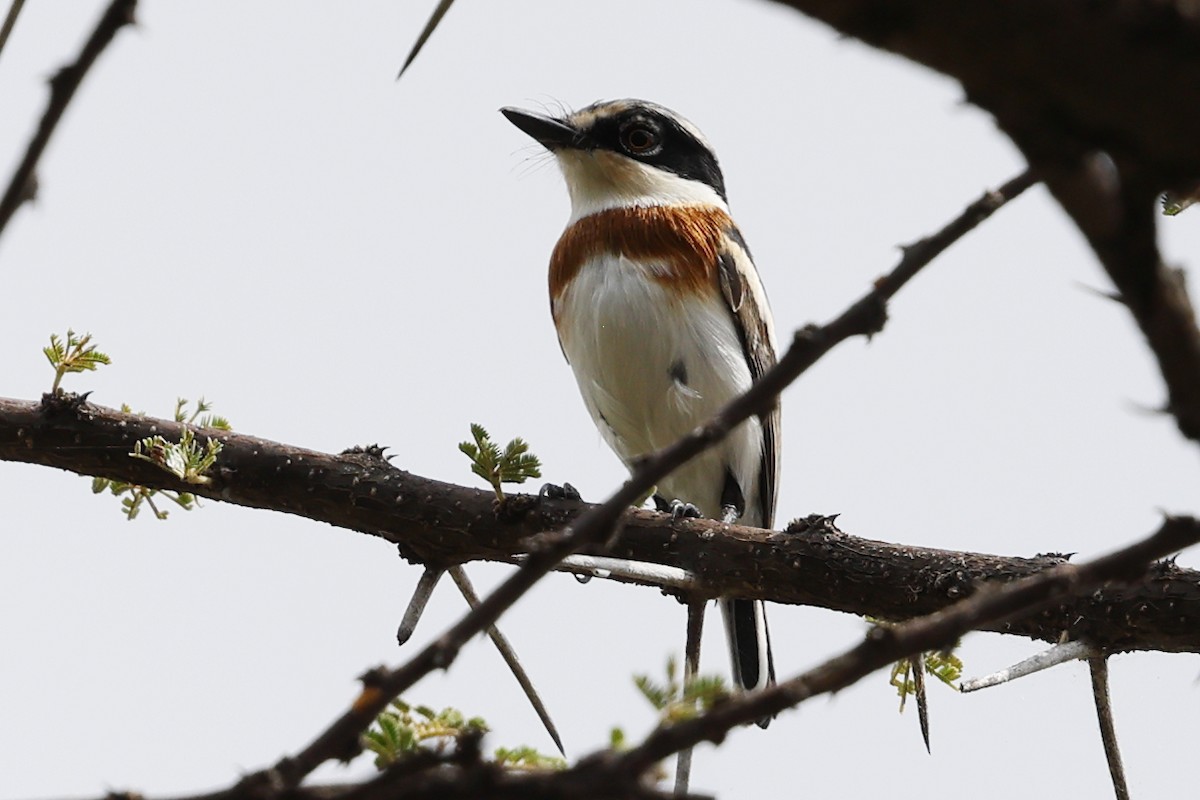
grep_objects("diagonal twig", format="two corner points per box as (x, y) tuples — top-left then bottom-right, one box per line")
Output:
(394, 565), (564, 754)
(446, 565), (565, 756)
(238, 169), (1037, 790)
(1089, 656), (1130, 800)
(0, 0), (137, 242)
(0, 0), (26, 61)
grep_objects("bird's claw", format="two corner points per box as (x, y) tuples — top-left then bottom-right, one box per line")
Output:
(539, 482), (582, 502)
(669, 499), (702, 520)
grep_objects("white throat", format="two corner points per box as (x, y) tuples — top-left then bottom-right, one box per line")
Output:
(554, 149), (729, 222)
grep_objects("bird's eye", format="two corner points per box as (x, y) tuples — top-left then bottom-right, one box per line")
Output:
(620, 122), (661, 155)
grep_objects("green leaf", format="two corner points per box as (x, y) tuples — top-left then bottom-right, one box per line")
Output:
(94, 400), (231, 522)
(635, 657), (729, 724)
(493, 745), (566, 771)
(458, 424), (545, 502)
(889, 647), (964, 710)
(634, 674), (670, 710)
(925, 650), (963, 687)
(44, 330), (111, 393)
(361, 697), (497, 770)
(130, 428), (223, 486)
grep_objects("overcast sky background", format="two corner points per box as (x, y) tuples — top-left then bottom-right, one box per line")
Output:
(2, 2), (1198, 798)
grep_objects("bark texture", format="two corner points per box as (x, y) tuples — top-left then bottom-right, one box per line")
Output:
(3, 395), (1196, 653)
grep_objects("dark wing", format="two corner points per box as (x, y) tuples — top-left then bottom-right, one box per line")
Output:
(718, 226), (780, 528)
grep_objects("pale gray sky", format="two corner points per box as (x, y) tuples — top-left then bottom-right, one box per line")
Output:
(1, 2), (1197, 798)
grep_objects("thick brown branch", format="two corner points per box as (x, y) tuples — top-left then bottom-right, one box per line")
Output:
(0, 0), (137, 241)
(3, 395), (1198, 654)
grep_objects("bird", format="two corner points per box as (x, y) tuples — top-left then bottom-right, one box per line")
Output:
(501, 99), (780, 719)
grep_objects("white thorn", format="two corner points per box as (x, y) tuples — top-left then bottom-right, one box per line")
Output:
(516, 553), (698, 590)
(960, 640), (1096, 693)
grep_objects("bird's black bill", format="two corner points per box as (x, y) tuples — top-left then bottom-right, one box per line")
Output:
(500, 107), (579, 150)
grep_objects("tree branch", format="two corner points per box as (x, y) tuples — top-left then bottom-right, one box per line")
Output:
(0, 0), (137, 241)
(0, 0), (27, 61)
(3, 395), (1199, 654)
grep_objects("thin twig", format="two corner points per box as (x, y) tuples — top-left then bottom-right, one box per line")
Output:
(395, 565), (564, 754)
(446, 565), (565, 756)
(674, 598), (706, 796)
(0, 0), (27, 61)
(1089, 656), (1130, 800)
(0, 0), (137, 242)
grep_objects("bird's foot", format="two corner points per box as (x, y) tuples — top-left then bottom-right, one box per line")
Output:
(652, 495), (702, 519)
(538, 482), (582, 502)
(668, 499), (702, 520)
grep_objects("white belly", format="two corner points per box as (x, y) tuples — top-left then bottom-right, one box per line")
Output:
(555, 253), (765, 525)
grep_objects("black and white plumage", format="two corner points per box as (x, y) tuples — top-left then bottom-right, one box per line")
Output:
(502, 99), (780, 712)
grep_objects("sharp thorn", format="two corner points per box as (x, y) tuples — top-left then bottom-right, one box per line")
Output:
(396, 567), (444, 645)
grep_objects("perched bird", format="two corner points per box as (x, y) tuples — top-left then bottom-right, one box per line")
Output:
(502, 99), (780, 713)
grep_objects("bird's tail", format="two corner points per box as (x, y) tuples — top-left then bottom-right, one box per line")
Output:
(720, 598), (776, 728)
